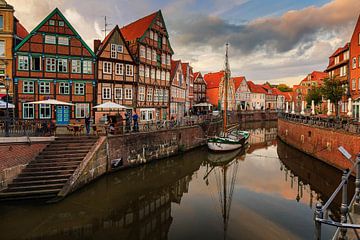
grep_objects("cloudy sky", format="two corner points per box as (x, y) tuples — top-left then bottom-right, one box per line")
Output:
(7, 0), (360, 86)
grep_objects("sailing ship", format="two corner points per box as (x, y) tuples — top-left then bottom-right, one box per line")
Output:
(207, 43), (245, 151)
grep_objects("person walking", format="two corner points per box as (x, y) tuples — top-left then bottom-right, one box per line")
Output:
(85, 115), (91, 136)
(125, 112), (131, 133)
(132, 111), (139, 132)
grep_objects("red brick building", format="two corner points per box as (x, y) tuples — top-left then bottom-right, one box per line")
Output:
(350, 14), (360, 121)
(14, 8), (96, 124)
(93, 25), (137, 123)
(120, 10), (173, 121)
(193, 72), (207, 103)
(181, 62), (194, 113)
(170, 60), (186, 119)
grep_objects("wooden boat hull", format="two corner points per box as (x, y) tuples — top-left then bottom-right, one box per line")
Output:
(207, 137), (243, 152)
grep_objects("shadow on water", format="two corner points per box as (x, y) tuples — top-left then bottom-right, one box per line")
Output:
(0, 121), (350, 240)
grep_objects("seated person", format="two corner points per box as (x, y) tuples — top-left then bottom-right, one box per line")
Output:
(108, 124), (115, 134)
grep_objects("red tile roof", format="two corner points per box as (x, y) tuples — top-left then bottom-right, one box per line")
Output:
(181, 62), (189, 81)
(16, 21), (28, 39)
(247, 81), (267, 94)
(232, 76), (246, 90)
(204, 71), (225, 89)
(300, 71), (328, 86)
(327, 43), (349, 69)
(96, 26), (117, 55)
(120, 11), (158, 42)
(193, 72), (200, 80)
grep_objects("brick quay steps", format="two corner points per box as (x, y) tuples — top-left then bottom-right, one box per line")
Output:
(0, 136), (98, 201)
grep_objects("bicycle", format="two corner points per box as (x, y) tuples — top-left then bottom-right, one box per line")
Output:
(156, 120), (167, 130)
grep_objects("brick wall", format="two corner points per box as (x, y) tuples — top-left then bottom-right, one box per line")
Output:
(278, 118), (360, 171)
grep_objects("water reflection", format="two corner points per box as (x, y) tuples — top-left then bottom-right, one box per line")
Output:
(0, 121), (348, 240)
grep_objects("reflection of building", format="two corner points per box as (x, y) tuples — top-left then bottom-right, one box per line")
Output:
(0, 0), (28, 96)
(14, 8), (96, 123)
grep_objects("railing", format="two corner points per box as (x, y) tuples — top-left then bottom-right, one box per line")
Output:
(279, 112), (360, 134)
(314, 154), (360, 240)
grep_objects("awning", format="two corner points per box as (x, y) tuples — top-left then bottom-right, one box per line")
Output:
(193, 102), (213, 107)
(0, 100), (15, 109)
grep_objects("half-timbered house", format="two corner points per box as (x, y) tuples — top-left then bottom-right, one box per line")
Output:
(14, 8), (96, 124)
(193, 72), (207, 103)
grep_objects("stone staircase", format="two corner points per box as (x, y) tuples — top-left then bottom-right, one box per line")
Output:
(0, 136), (98, 201)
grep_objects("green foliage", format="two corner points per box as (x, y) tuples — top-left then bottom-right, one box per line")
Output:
(277, 84), (293, 92)
(306, 87), (322, 106)
(320, 77), (345, 117)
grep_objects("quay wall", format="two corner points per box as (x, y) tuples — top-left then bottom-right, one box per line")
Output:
(229, 111), (278, 124)
(277, 118), (360, 171)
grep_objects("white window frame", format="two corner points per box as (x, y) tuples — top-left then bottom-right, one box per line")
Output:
(352, 79), (356, 91)
(71, 59), (81, 73)
(147, 88), (153, 101)
(0, 40), (4, 57)
(57, 58), (68, 72)
(103, 61), (112, 74)
(151, 68), (155, 79)
(83, 60), (92, 74)
(59, 82), (70, 95)
(115, 63), (123, 75)
(39, 104), (51, 119)
(126, 64), (133, 76)
(124, 88), (132, 99)
(138, 86), (145, 101)
(39, 81), (50, 94)
(46, 58), (56, 72)
(75, 103), (89, 119)
(147, 48), (151, 60)
(111, 44), (117, 59)
(152, 49), (156, 61)
(117, 45), (123, 53)
(31, 56), (42, 71)
(45, 35), (56, 44)
(75, 82), (85, 95)
(58, 36), (69, 46)
(18, 55), (29, 70)
(102, 87), (111, 99)
(23, 103), (34, 119)
(23, 81), (34, 94)
(139, 65), (144, 77)
(140, 46), (146, 58)
(353, 57), (357, 69)
(115, 88), (122, 99)
(145, 66), (150, 78)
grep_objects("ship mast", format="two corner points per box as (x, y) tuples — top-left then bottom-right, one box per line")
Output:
(223, 43), (230, 133)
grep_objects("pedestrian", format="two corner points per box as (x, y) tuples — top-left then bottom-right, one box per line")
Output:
(125, 112), (131, 133)
(132, 111), (139, 132)
(85, 114), (91, 136)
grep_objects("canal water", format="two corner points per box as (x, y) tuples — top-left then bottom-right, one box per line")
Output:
(0, 121), (352, 240)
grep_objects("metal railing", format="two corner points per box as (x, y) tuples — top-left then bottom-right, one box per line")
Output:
(314, 154), (360, 240)
(279, 112), (360, 134)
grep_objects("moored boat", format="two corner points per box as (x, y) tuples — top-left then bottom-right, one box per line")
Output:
(228, 130), (250, 143)
(207, 136), (244, 151)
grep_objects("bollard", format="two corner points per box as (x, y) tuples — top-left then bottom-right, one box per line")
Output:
(339, 169), (349, 240)
(314, 202), (323, 240)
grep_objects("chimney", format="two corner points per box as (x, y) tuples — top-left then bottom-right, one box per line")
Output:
(94, 39), (101, 53)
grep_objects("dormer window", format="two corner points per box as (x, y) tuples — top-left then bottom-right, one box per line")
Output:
(49, 20), (55, 26)
(58, 21), (65, 27)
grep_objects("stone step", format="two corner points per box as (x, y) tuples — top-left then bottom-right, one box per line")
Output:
(42, 149), (90, 155)
(36, 153), (87, 160)
(23, 165), (79, 172)
(27, 161), (82, 168)
(52, 139), (97, 144)
(4, 183), (65, 192)
(45, 143), (95, 148)
(19, 169), (75, 177)
(13, 173), (73, 182)
(9, 178), (68, 186)
(34, 157), (85, 163)
(0, 189), (61, 200)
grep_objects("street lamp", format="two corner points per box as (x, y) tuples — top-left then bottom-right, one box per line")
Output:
(4, 75), (10, 137)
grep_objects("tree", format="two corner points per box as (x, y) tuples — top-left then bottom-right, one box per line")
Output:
(306, 87), (322, 106)
(320, 77), (345, 117)
(277, 84), (292, 92)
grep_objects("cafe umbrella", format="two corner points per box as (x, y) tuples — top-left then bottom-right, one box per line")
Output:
(28, 99), (74, 106)
(92, 101), (129, 110)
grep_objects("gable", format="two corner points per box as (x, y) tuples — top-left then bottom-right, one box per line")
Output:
(15, 8), (95, 57)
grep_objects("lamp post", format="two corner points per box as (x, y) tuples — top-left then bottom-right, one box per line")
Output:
(4, 75), (10, 137)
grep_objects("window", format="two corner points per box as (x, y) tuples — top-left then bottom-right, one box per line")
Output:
(163, 36), (166, 45)
(335, 56), (339, 65)
(140, 46), (145, 58)
(58, 59), (68, 72)
(166, 55), (170, 65)
(124, 88), (132, 99)
(103, 61), (112, 74)
(126, 64), (133, 76)
(0, 15), (3, 29)
(156, 69), (161, 80)
(49, 20), (55, 26)
(152, 49), (156, 61)
(115, 88), (122, 99)
(166, 71), (170, 81)
(150, 30), (154, 40)
(161, 71), (165, 81)
(353, 57), (357, 69)
(111, 44), (117, 58)
(358, 78), (360, 90)
(161, 54), (165, 65)
(340, 65), (347, 77)
(151, 68), (155, 79)
(164, 89), (169, 102)
(18, 56), (29, 70)
(146, 48), (151, 60)
(117, 45), (123, 53)
(46, 58), (56, 72)
(139, 65), (144, 77)
(147, 88), (153, 101)
(0, 40), (4, 56)
(72, 59), (81, 73)
(115, 63), (123, 75)
(23, 81), (34, 93)
(31, 56), (41, 71)
(83, 60), (92, 74)
(59, 82), (70, 95)
(154, 32), (158, 42)
(75, 103), (89, 118)
(58, 36), (69, 45)
(145, 66), (150, 78)
(102, 87), (111, 99)
(139, 86), (145, 101)
(58, 21), (65, 27)
(45, 35), (56, 44)
(352, 79), (356, 90)
(344, 51), (349, 60)
(39, 81), (50, 94)
(75, 83), (85, 95)
(23, 103), (34, 119)
(154, 88), (159, 102)
(39, 104), (51, 119)
(140, 110), (153, 121)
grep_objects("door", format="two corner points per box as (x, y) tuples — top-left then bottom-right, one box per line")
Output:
(56, 106), (70, 125)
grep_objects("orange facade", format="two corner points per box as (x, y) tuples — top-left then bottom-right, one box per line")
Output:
(350, 15), (360, 100)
